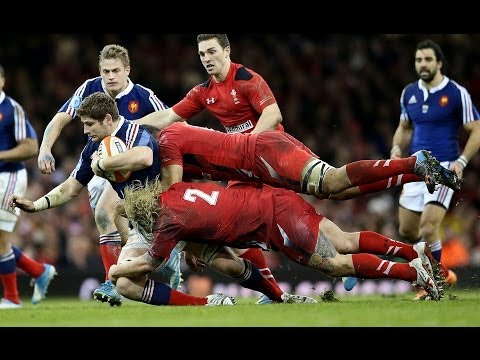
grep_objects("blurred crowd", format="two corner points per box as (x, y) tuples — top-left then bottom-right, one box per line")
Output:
(2, 34), (480, 275)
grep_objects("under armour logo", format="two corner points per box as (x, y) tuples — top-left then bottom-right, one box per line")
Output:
(206, 97), (215, 104)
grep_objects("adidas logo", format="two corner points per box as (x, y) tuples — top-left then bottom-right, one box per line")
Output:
(408, 95), (417, 104)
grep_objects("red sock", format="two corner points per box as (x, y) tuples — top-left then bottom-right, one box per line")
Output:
(358, 231), (416, 261)
(99, 242), (121, 281)
(0, 273), (21, 304)
(351, 254), (416, 282)
(346, 157), (416, 185)
(15, 252), (45, 278)
(358, 174), (421, 195)
(238, 248), (283, 293)
(169, 288), (208, 305)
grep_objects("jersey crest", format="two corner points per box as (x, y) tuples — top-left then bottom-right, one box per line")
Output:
(128, 100), (140, 113)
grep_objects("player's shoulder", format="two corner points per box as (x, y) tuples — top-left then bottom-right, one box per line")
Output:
(448, 78), (470, 94)
(132, 82), (156, 95)
(79, 76), (103, 92)
(233, 62), (257, 82)
(2, 94), (22, 109)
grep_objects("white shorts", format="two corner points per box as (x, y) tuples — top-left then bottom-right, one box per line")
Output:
(123, 228), (187, 253)
(399, 161), (454, 212)
(0, 169), (27, 232)
(87, 175), (109, 210)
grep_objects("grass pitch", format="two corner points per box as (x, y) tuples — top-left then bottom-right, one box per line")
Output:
(1, 289), (479, 327)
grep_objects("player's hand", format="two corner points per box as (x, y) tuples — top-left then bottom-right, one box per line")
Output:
(8, 194), (35, 213)
(38, 149), (56, 174)
(90, 151), (105, 177)
(185, 252), (206, 272)
(449, 161), (464, 180)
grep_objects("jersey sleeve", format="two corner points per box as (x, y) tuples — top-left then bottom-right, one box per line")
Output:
(399, 86), (410, 122)
(158, 129), (184, 167)
(172, 85), (205, 119)
(240, 72), (277, 114)
(10, 99), (37, 142)
(69, 141), (95, 186)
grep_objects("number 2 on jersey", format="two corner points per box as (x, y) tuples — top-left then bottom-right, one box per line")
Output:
(183, 189), (219, 205)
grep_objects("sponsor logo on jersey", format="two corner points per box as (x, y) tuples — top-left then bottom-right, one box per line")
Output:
(128, 100), (139, 113)
(224, 120), (254, 133)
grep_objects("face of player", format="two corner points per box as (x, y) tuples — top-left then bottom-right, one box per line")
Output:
(81, 115), (112, 142)
(198, 38), (231, 82)
(415, 48), (441, 84)
(99, 58), (131, 97)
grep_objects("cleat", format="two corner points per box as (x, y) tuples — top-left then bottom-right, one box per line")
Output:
(31, 264), (57, 304)
(409, 258), (441, 301)
(93, 280), (122, 306)
(205, 293), (236, 306)
(413, 242), (436, 275)
(281, 292), (318, 303)
(255, 294), (273, 305)
(342, 276), (358, 291)
(0, 298), (22, 309)
(412, 150), (441, 194)
(436, 165), (463, 191)
(160, 247), (183, 290)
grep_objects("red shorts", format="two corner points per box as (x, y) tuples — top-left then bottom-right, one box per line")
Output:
(268, 188), (324, 265)
(253, 131), (317, 192)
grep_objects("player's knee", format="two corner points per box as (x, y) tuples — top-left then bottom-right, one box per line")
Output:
(94, 206), (115, 231)
(116, 277), (139, 300)
(301, 159), (334, 196)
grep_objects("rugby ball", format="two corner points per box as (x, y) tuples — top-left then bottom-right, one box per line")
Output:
(97, 136), (132, 183)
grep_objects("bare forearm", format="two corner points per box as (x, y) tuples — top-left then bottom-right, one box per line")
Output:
(135, 109), (182, 130)
(0, 139), (38, 162)
(40, 113), (72, 150)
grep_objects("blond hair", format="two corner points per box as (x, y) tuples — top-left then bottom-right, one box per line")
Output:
(98, 44), (130, 68)
(123, 177), (164, 242)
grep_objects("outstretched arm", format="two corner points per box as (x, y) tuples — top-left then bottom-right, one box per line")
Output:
(8, 176), (84, 213)
(38, 112), (73, 174)
(135, 108), (185, 130)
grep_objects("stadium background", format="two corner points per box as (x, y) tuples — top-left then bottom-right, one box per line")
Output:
(1, 34), (479, 299)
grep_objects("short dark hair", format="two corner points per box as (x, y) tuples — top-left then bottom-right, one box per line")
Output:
(197, 34), (230, 49)
(416, 39), (447, 73)
(77, 92), (119, 122)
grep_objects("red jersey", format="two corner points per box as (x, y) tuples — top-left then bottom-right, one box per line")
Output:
(158, 122), (317, 192)
(149, 181), (323, 266)
(172, 62), (284, 134)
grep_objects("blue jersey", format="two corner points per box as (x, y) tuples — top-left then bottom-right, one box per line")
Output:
(400, 76), (480, 161)
(71, 117), (160, 198)
(0, 91), (38, 172)
(59, 76), (168, 119)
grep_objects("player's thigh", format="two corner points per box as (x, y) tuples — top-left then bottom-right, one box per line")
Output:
(271, 190), (324, 265)
(0, 169), (27, 235)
